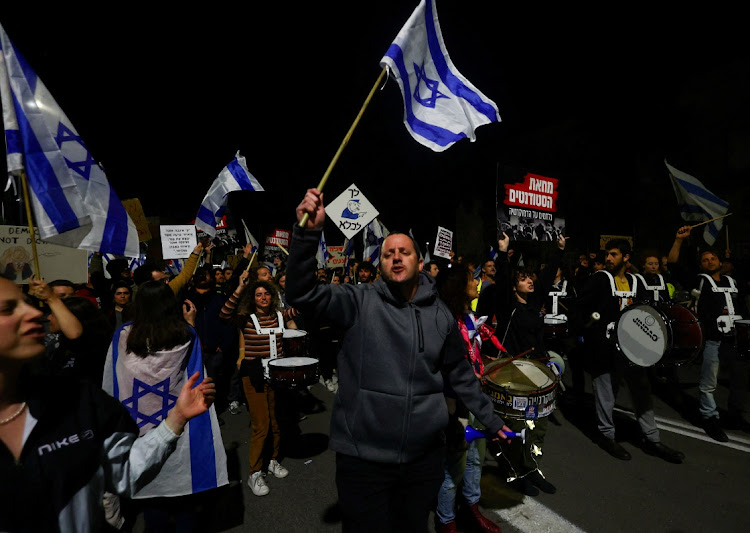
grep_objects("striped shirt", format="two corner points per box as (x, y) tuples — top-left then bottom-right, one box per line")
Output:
(220, 289), (292, 360)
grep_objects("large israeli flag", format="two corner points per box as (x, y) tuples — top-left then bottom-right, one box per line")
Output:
(195, 152), (264, 237)
(103, 325), (228, 497)
(666, 160), (729, 245)
(0, 24), (139, 257)
(380, 0), (500, 152)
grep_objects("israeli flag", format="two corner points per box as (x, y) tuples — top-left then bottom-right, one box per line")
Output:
(489, 246), (498, 261)
(240, 219), (260, 253)
(0, 24), (139, 257)
(103, 325), (228, 497)
(380, 0), (500, 152)
(363, 219), (387, 266)
(195, 152), (264, 237)
(424, 244), (431, 264)
(316, 230), (329, 270)
(666, 160), (729, 245)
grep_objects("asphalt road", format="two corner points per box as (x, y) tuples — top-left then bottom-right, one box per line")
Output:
(136, 355), (750, 533)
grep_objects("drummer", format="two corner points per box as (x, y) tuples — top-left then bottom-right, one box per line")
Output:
(574, 238), (685, 463)
(220, 273), (297, 496)
(490, 231), (567, 496)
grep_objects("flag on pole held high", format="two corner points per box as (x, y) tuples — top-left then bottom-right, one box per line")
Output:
(380, 0), (500, 152)
(195, 152), (264, 237)
(363, 219), (388, 266)
(666, 160), (729, 246)
(0, 23), (139, 257)
(240, 219), (260, 253)
(316, 230), (329, 270)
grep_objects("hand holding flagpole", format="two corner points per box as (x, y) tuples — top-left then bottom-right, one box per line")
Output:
(298, 67), (387, 228)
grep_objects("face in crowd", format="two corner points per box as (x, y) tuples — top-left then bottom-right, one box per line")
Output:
(0, 278), (45, 362)
(214, 270), (225, 284)
(428, 263), (439, 277)
(482, 260), (496, 280)
(358, 267), (373, 283)
(643, 256), (660, 275)
(114, 287), (131, 307)
(379, 234), (423, 287)
(52, 285), (75, 299)
(700, 252), (722, 275)
(254, 286), (273, 314)
(257, 267), (273, 282)
(605, 248), (629, 274)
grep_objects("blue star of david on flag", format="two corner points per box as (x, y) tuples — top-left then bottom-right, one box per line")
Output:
(121, 377), (178, 428)
(55, 123), (98, 181)
(380, 0), (500, 152)
(413, 62), (449, 108)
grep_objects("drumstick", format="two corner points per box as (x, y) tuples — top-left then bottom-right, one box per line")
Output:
(481, 348), (535, 377)
(689, 213), (732, 229)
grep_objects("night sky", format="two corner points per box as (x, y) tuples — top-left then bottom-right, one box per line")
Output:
(2, 2), (749, 261)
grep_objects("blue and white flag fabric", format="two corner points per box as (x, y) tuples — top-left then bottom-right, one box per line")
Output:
(195, 152), (264, 237)
(316, 230), (329, 270)
(489, 246), (498, 261)
(164, 259), (185, 278)
(363, 219), (388, 266)
(342, 237), (354, 276)
(423, 245), (431, 264)
(666, 160), (729, 246)
(240, 219), (260, 253)
(103, 325), (228, 497)
(380, 0), (500, 152)
(0, 24), (139, 257)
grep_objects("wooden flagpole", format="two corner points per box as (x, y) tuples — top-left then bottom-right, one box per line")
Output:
(244, 251), (257, 272)
(689, 213), (732, 229)
(298, 66), (388, 228)
(276, 243), (289, 256)
(19, 171), (41, 279)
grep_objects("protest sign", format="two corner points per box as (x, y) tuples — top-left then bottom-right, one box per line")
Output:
(434, 227), (453, 259)
(497, 170), (566, 242)
(326, 184), (379, 240)
(599, 235), (634, 250)
(262, 228), (291, 266)
(327, 245), (346, 269)
(0, 225), (88, 284)
(122, 198), (152, 242)
(160, 225), (197, 259)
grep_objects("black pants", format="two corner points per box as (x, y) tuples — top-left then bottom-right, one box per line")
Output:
(336, 448), (445, 533)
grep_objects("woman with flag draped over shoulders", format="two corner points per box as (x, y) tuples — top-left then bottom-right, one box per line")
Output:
(0, 276), (217, 533)
(102, 280), (228, 531)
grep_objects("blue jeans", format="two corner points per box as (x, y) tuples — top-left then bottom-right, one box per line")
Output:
(436, 419), (485, 524)
(699, 340), (721, 420)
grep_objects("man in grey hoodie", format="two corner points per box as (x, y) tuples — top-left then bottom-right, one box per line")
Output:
(287, 189), (509, 533)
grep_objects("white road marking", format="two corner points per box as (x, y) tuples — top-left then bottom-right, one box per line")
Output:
(491, 496), (586, 533)
(613, 407), (750, 452)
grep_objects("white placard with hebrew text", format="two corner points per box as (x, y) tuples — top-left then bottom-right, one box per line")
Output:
(434, 227), (453, 259)
(161, 225), (197, 260)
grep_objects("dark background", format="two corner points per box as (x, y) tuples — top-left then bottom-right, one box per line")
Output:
(2, 2), (749, 264)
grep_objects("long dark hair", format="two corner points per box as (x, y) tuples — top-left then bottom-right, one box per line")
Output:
(126, 281), (191, 357)
(436, 264), (472, 316)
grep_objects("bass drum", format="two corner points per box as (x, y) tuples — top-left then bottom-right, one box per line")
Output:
(614, 302), (703, 367)
(481, 358), (559, 420)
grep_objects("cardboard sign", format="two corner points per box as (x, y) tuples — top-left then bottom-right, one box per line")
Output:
(327, 245), (347, 269)
(434, 227), (453, 260)
(0, 225), (88, 284)
(160, 225), (197, 260)
(122, 198), (152, 242)
(599, 235), (634, 250)
(325, 183), (379, 239)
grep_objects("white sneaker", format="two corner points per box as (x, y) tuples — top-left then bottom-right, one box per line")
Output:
(228, 401), (241, 415)
(325, 379), (338, 393)
(248, 471), (270, 496)
(268, 459), (289, 479)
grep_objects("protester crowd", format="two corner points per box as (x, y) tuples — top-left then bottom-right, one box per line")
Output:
(1, 214), (749, 533)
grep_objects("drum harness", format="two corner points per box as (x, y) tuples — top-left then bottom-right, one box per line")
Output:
(634, 273), (667, 302)
(249, 311), (285, 378)
(596, 270), (640, 339)
(547, 280), (568, 321)
(695, 274), (742, 334)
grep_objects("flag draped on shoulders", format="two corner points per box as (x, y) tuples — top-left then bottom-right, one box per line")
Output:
(195, 152), (264, 237)
(102, 324), (228, 497)
(0, 23), (139, 257)
(666, 160), (729, 245)
(379, 0), (500, 152)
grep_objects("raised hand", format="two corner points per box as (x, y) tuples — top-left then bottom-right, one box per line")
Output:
(296, 188), (325, 230)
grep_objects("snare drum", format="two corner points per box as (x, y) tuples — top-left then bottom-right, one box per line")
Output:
(734, 320), (750, 359)
(282, 329), (308, 357)
(267, 357), (319, 389)
(481, 358), (559, 419)
(614, 302), (703, 367)
(544, 316), (568, 341)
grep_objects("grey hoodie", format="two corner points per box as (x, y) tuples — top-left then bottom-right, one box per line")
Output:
(287, 227), (505, 463)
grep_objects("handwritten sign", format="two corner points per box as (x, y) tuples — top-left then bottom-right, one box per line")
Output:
(434, 227), (453, 260)
(0, 225), (88, 284)
(160, 225), (197, 260)
(326, 245), (346, 269)
(325, 183), (379, 239)
(122, 198), (152, 242)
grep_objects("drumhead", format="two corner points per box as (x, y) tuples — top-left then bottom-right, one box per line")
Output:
(484, 359), (555, 393)
(544, 316), (567, 325)
(616, 305), (668, 366)
(283, 329), (307, 338)
(268, 357), (318, 367)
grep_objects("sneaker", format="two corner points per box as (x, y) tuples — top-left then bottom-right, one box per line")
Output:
(702, 417), (729, 442)
(268, 459), (289, 479)
(248, 471), (269, 496)
(511, 476), (539, 496)
(228, 401), (241, 415)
